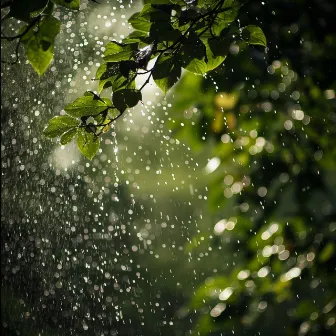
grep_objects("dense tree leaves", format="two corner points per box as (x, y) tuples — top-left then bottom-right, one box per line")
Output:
(7, 0), (266, 158)
(3, 2), (336, 336)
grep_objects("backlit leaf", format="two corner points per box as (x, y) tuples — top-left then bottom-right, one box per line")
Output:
(77, 129), (100, 160)
(65, 94), (112, 118)
(43, 115), (79, 138)
(242, 25), (267, 47)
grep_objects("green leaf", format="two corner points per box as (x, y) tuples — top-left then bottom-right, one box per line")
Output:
(122, 30), (151, 44)
(242, 25), (267, 47)
(129, 4), (171, 33)
(52, 0), (80, 10)
(9, 0), (49, 22)
(65, 94), (112, 118)
(103, 41), (137, 62)
(205, 38), (229, 71)
(96, 63), (119, 93)
(180, 30), (207, 74)
(112, 75), (135, 92)
(43, 115), (79, 138)
(119, 61), (137, 78)
(38, 15), (61, 42)
(149, 21), (181, 42)
(207, 38), (230, 58)
(22, 15), (61, 75)
(152, 54), (181, 94)
(60, 128), (77, 145)
(183, 58), (208, 75)
(113, 89), (142, 112)
(212, 2), (239, 36)
(25, 37), (54, 76)
(108, 108), (121, 120)
(128, 12), (152, 32)
(77, 129), (100, 160)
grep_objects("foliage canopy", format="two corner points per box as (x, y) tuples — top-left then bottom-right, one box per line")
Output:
(2, 0), (266, 159)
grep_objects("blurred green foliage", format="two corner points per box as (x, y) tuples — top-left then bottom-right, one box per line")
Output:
(167, 0), (336, 334)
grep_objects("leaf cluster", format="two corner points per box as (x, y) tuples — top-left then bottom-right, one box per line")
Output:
(41, 0), (266, 159)
(1, 0), (81, 74)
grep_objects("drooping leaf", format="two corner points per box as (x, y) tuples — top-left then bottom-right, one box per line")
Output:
(77, 129), (100, 160)
(38, 15), (61, 42)
(242, 25), (267, 47)
(152, 54), (181, 94)
(113, 89), (142, 112)
(51, 0), (80, 10)
(25, 37), (54, 76)
(65, 94), (112, 118)
(60, 128), (77, 145)
(43, 115), (79, 138)
(22, 15), (61, 75)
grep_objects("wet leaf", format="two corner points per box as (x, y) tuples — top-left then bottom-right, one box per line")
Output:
(23, 15), (60, 75)
(43, 115), (79, 138)
(77, 129), (100, 160)
(60, 128), (77, 145)
(25, 37), (54, 75)
(65, 94), (112, 118)
(103, 41), (137, 63)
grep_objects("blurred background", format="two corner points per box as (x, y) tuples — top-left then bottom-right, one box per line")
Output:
(1, 0), (336, 335)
